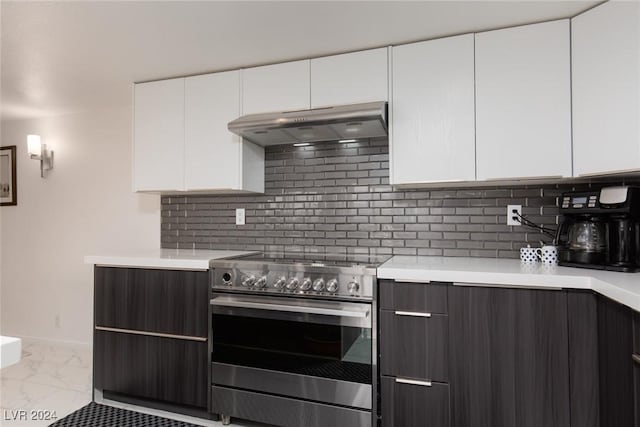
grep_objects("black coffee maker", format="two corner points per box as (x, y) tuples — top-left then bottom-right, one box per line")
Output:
(557, 186), (640, 272)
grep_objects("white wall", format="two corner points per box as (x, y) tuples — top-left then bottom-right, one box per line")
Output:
(0, 107), (159, 344)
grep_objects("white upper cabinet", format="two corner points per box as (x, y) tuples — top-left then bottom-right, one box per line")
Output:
(185, 71), (263, 192)
(475, 20), (572, 181)
(242, 60), (311, 115)
(133, 78), (185, 192)
(572, 1), (640, 177)
(390, 34), (476, 185)
(133, 72), (264, 193)
(310, 48), (388, 108)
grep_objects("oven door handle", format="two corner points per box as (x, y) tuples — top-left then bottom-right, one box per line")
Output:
(210, 296), (370, 319)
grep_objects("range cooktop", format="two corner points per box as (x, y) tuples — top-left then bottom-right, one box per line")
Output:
(210, 252), (391, 300)
(228, 252), (392, 268)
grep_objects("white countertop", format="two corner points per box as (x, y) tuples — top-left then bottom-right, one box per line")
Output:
(84, 249), (257, 271)
(378, 256), (640, 312)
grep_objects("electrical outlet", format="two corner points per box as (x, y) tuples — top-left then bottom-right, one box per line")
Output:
(235, 208), (245, 225)
(507, 205), (522, 226)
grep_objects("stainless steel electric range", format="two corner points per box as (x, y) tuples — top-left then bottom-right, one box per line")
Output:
(208, 252), (390, 427)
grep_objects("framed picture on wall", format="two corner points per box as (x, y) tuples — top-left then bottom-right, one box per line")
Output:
(0, 145), (17, 206)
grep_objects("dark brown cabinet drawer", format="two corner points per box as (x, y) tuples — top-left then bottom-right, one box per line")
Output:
(94, 330), (208, 408)
(379, 280), (448, 314)
(381, 375), (450, 427)
(95, 267), (208, 337)
(380, 309), (448, 381)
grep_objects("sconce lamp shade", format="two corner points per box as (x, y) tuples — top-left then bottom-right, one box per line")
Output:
(26, 134), (53, 178)
(27, 135), (41, 157)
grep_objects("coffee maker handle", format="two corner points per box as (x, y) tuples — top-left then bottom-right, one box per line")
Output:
(556, 220), (569, 247)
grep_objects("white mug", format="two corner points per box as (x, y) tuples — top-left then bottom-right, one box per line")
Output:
(536, 245), (559, 265)
(520, 245), (539, 263)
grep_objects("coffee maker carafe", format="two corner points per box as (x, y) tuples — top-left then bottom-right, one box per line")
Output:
(557, 186), (640, 272)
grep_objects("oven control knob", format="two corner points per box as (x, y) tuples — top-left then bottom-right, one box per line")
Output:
(255, 276), (268, 288)
(286, 277), (299, 290)
(347, 281), (359, 295)
(326, 279), (339, 293)
(241, 274), (256, 287)
(221, 272), (232, 286)
(309, 278), (323, 292)
(273, 277), (286, 290)
(300, 278), (313, 291)
(313, 278), (326, 292)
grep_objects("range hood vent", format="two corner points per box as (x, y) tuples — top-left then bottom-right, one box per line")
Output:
(228, 101), (387, 146)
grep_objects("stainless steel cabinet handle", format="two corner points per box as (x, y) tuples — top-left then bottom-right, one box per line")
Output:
(394, 310), (432, 318)
(633, 354), (640, 365)
(211, 296), (369, 319)
(394, 279), (431, 284)
(95, 326), (207, 342)
(395, 378), (432, 387)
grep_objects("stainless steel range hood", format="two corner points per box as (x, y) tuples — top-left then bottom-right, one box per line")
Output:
(227, 101), (387, 146)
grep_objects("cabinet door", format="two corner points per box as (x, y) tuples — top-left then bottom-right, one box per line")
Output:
(381, 376), (450, 427)
(634, 311), (640, 427)
(567, 292), (599, 427)
(475, 20), (572, 180)
(242, 60), (310, 115)
(391, 34), (475, 185)
(133, 79), (185, 192)
(597, 296), (634, 427)
(94, 267), (209, 338)
(94, 330), (207, 408)
(185, 71), (242, 191)
(572, 1), (640, 177)
(379, 280), (448, 314)
(448, 286), (570, 427)
(380, 310), (448, 382)
(310, 48), (388, 108)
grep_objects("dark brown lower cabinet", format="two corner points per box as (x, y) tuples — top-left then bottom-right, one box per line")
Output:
(94, 330), (208, 408)
(597, 296), (634, 427)
(634, 311), (640, 427)
(93, 267), (209, 411)
(380, 310), (449, 382)
(94, 267), (209, 337)
(567, 292), (600, 427)
(381, 376), (450, 427)
(380, 281), (639, 427)
(448, 286), (570, 427)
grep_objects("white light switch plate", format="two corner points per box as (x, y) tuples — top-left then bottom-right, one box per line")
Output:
(235, 208), (245, 225)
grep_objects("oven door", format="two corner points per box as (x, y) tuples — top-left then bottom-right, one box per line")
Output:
(210, 293), (373, 410)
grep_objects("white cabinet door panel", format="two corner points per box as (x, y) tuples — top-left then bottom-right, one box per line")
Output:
(311, 48), (388, 108)
(572, 1), (640, 176)
(391, 34), (476, 185)
(133, 79), (185, 192)
(475, 20), (572, 180)
(242, 60), (310, 115)
(185, 71), (241, 190)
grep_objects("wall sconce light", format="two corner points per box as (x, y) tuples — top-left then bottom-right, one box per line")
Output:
(27, 134), (54, 178)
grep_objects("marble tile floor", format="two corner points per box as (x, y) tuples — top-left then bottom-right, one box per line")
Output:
(0, 338), (263, 427)
(0, 338), (92, 427)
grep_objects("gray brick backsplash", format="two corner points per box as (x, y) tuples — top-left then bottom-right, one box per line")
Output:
(161, 138), (640, 259)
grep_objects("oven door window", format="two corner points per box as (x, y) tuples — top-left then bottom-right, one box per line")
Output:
(211, 295), (372, 385)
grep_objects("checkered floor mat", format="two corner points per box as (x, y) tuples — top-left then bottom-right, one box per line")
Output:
(49, 402), (201, 426)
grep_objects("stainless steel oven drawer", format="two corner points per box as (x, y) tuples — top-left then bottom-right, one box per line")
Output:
(211, 362), (372, 410)
(211, 385), (372, 427)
